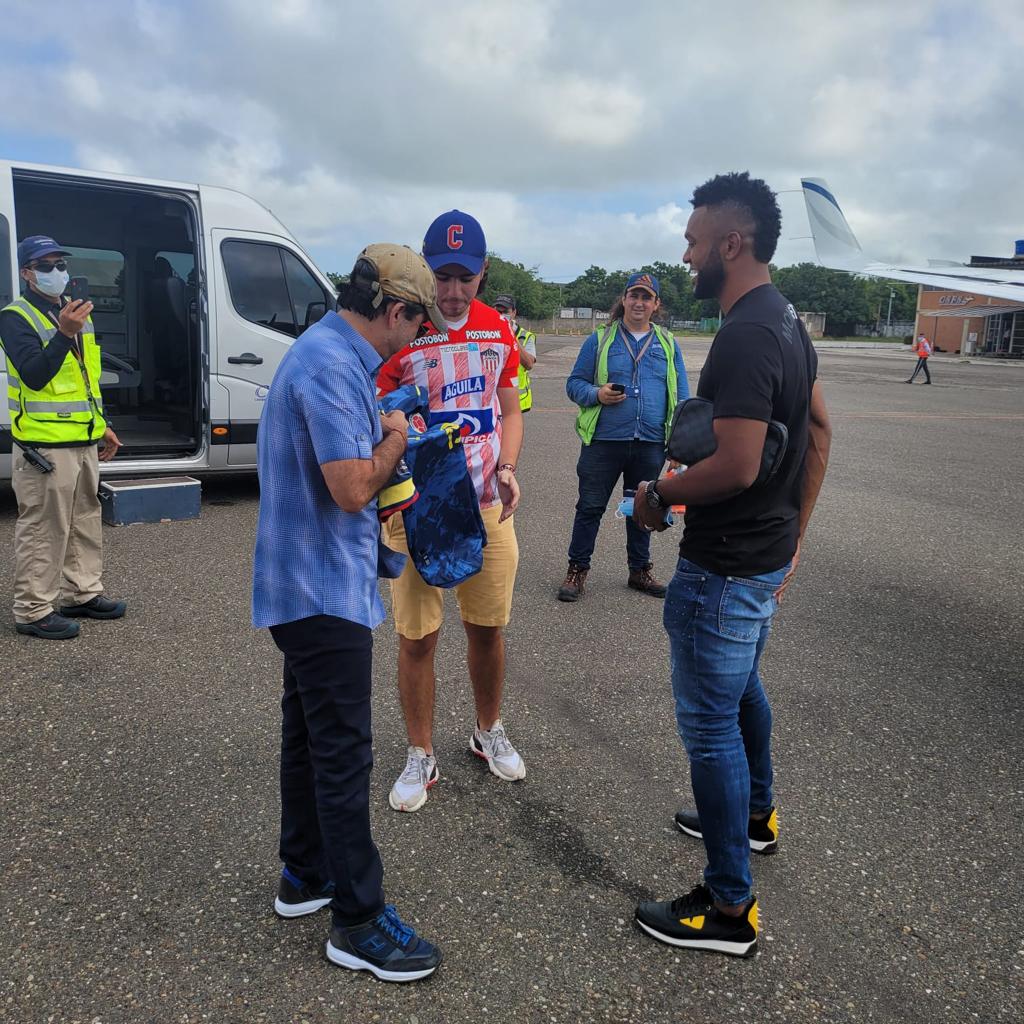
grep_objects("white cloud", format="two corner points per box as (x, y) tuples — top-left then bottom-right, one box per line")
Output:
(0, 0), (1019, 279)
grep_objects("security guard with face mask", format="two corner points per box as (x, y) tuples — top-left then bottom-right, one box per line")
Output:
(493, 295), (536, 412)
(0, 235), (126, 639)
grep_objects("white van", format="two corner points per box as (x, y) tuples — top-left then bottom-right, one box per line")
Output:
(0, 158), (338, 479)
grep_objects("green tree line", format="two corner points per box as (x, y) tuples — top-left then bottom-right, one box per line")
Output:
(479, 257), (918, 333)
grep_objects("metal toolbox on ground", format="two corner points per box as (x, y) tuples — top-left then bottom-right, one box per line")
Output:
(98, 476), (201, 526)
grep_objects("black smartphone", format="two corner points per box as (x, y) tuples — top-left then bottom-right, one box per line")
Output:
(609, 383), (626, 394)
(68, 276), (90, 303)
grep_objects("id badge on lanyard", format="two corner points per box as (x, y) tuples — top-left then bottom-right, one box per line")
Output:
(622, 330), (653, 395)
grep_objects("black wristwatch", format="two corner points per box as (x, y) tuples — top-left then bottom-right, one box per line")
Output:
(645, 479), (667, 510)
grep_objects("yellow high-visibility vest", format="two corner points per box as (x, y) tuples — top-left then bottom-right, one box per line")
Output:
(2, 296), (105, 444)
(574, 321), (677, 445)
(515, 325), (535, 412)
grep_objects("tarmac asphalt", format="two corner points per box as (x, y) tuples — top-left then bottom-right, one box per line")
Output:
(1, 339), (1022, 1024)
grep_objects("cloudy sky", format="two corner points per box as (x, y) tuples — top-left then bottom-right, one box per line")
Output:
(0, 0), (1020, 281)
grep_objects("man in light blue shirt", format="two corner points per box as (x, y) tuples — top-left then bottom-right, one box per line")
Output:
(559, 272), (689, 601)
(252, 244), (447, 983)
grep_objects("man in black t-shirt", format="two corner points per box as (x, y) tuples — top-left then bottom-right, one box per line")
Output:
(632, 173), (832, 959)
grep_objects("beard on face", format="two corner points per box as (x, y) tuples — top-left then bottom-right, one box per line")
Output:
(692, 248), (725, 301)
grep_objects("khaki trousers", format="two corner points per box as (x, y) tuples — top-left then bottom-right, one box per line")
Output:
(11, 444), (104, 624)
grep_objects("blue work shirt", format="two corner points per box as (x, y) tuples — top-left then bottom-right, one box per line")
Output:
(566, 325), (690, 441)
(252, 311), (386, 630)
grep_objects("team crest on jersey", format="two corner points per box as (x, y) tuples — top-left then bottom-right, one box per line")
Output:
(410, 413), (428, 432)
(481, 348), (501, 369)
(442, 375), (486, 403)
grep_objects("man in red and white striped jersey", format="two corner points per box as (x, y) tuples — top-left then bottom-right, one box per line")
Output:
(378, 210), (526, 813)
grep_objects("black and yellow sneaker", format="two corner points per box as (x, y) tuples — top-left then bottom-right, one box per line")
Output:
(674, 806), (779, 855)
(635, 883), (759, 958)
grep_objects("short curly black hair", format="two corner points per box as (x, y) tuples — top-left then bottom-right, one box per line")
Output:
(690, 171), (782, 264)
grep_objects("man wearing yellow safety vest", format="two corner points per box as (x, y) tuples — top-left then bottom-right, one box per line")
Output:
(493, 295), (536, 413)
(0, 236), (125, 640)
(560, 272), (689, 601)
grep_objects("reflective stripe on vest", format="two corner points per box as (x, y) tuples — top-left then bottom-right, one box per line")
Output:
(574, 321), (678, 445)
(2, 296), (106, 444)
(515, 326), (534, 412)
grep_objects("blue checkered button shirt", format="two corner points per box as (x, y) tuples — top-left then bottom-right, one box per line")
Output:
(252, 312), (386, 630)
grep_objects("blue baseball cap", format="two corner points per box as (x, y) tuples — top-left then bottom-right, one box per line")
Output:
(18, 235), (71, 268)
(422, 210), (486, 274)
(625, 271), (660, 297)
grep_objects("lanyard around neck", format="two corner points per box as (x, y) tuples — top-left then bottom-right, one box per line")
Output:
(620, 326), (654, 366)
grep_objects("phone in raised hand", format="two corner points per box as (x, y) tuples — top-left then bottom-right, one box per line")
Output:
(68, 276), (90, 303)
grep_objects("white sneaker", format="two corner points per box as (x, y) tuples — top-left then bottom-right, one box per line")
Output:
(389, 746), (439, 812)
(470, 719), (526, 781)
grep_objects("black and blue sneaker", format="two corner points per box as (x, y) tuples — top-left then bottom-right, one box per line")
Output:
(326, 904), (442, 983)
(273, 867), (334, 918)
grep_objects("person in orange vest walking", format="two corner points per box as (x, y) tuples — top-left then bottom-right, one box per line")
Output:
(906, 333), (932, 384)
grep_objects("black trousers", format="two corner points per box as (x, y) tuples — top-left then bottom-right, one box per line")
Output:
(909, 357), (931, 383)
(270, 614), (385, 927)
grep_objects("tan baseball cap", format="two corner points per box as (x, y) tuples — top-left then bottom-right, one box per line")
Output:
(358, 243), (446, 329)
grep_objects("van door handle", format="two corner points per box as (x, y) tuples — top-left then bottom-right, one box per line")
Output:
(228, 352), (263, 365)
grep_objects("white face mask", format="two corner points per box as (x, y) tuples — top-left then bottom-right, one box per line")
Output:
(32, 267), (70, 297)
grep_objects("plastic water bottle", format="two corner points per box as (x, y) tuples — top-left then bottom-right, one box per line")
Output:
(668, 464), (687, 516)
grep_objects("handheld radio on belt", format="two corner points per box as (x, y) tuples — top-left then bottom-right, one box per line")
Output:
(14, 437), (54, 473)
(2, 431), (54, 473)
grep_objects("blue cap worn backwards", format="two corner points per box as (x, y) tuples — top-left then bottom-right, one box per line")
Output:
(625, 271), (660, 297)
(17, 235), (71, 268)
(422, 210), (486, 274)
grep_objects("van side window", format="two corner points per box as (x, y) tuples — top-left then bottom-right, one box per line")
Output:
(222, 240), (296, 336)
(0, 213), (12, 308)
(283, 250), (330, 330)
(67, 247), (125, 312)
(221, 240), (331, 338)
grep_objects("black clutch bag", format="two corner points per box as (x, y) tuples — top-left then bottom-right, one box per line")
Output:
(666, 397), (788, 487)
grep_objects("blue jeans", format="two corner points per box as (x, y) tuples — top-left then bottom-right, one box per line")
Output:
(567, 439), (665, 570)
(663, 556), (789, 906)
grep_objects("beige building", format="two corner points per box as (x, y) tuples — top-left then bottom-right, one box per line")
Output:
(915, 287), (1024, 357)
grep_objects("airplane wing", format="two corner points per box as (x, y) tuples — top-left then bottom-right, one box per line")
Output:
(801, 178), (1024, 303)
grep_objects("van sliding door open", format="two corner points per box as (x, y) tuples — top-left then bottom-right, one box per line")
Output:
(9, 170), (206, 469)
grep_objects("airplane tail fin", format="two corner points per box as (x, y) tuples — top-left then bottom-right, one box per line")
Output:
(800, 178), (865, 270)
